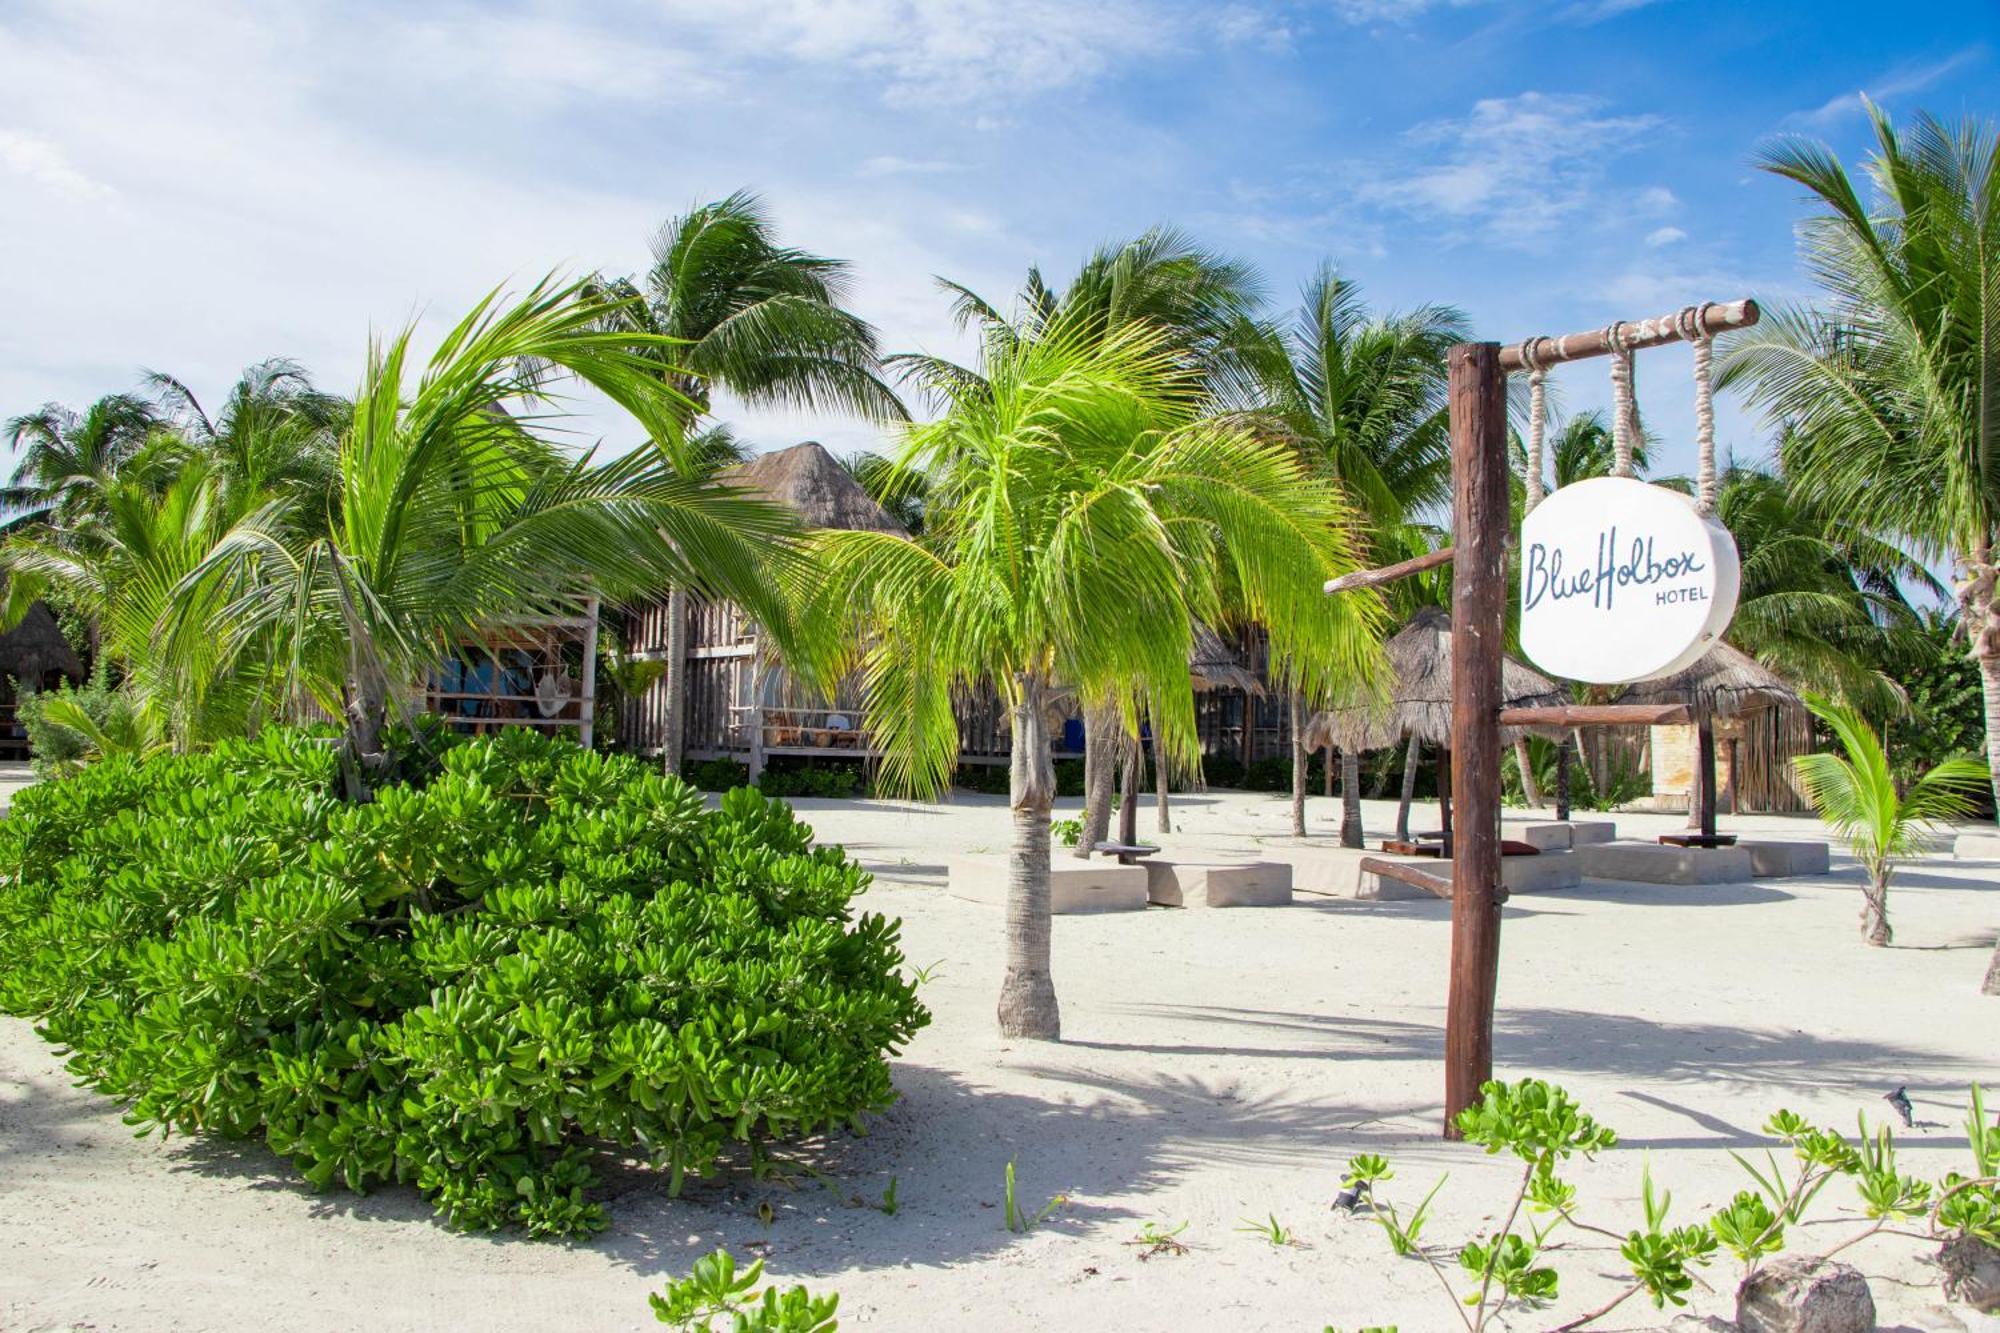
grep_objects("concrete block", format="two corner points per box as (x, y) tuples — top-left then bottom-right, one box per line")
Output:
(1518, 823), (1572, 851)
(1145, 859), (1292, 907)
(1955, 832), (2000, 860)
(1569, 821), (1617, 845)
(948, 857), (1150, 913)
(1738, 840), (1832, 877)
(1574, 841), (1754, 884)
(1425, 851), (1583, 894)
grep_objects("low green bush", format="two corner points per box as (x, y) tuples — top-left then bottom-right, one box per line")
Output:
(756, 759), (867, 799)
(684, 757), (750, 791)
(0, 727), (928, 1238)
(15, 662), (133, 777)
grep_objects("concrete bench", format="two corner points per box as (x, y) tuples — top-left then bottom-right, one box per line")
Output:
(1736, 840), (1831, 877)
(1143, 859), (1293, 908)
(948, 857), (1150, 914)
(1518, 820), (1618, 850)
(1574, 840), (1754, 885)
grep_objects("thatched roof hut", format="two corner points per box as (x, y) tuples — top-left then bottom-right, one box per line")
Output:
(1612, 641), (1800, 720)
(724, 441), (906, 535)
(1306, 606), (1565, 751)
(0, 599), (85, 696)
(1188, 623), (1262, 696)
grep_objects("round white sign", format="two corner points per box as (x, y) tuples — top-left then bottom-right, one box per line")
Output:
(1518, 476), (1739, 684)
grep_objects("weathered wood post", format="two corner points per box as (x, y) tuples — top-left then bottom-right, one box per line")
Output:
(1443, 341), (1508, 1138)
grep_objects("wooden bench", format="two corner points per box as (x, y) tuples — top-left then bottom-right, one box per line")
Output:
(1093, 841), (1161, 866)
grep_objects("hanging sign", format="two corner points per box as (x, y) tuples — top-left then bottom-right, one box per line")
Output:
(1518, 476), (1739, 684)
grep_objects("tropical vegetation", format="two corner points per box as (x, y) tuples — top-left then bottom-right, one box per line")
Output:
(0, 727), (928, 1237)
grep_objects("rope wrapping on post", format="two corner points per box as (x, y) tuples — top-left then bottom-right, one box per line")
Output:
(1604, 321), (1639, 480)
(1520, 335), (1552, 512)
(1677, 303), (1719, 516)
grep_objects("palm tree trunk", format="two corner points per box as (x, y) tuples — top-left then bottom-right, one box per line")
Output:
(1324, 743), (1335, 799)
(1396, 735), (1420, 842)
(1152, 726), (1171, 834)
(661, 585), (689, 776)
(1862, 868), (1893, 946)
(1339, 748), (1364, 848)
(1117, 734), (1139, 848)
(1962, 544), (2000, 992)
(1555, 737), (1573, 821)
(1513, 737), (1542, 809)
(1289, 690), (1308, 838)
(1076, 699), (1118, 858)
(1000, 671), (1060, 1041)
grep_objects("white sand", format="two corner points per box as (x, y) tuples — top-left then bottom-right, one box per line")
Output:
(5, 787), (1999, 1331)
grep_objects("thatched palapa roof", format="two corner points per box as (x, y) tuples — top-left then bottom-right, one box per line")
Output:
(1188, 623), (1262, 695)
(724, 441), (906, 535)
(1613, 641), (1800, 721)
(1306, 606), (1565, 750)
(0, 599), (85, 693)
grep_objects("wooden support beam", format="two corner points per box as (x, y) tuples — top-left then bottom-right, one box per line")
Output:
(1497, 703), (1691, 728)
(1499, 299), (1760, 372)
(1358, 856), (1453, 900)
(1444, 341), (1508, 1141)
(1324, 545), (1455, 595)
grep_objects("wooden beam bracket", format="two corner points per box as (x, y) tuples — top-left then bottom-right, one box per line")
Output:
(1498, 703), (1691, 728)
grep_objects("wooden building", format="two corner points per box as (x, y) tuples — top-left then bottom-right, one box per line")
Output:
(0, 599), (87, 759)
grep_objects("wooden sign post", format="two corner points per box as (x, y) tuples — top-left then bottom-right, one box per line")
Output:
(1443, 342), (1509, 1139)
(1429, 300), (1761, 1138)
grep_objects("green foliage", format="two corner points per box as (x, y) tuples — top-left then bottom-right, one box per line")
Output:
(877, 1176), (898, 1216)
(1127, 1220), (1190, 1258)
(650, 1249), (839, 1333)
(1880, 613), (1986, 794)
(0, 728), (928, 1237)
(951, 760), (1084, 798)
(1002, 1158), (1066, 1233)
(1344, 1153), (1442, 1257)
(1050, 817), (1083, 848)
(15, 662), (142, 777)
(1236, 1213), (1296, 1247)
(1937, 1085), (2000, 1248)
(685, 758), (751, 792)
(755, 760), (867, 799)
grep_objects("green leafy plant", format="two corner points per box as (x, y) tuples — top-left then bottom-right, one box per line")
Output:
(0, 727), (929, 1237)
(1343, 1153), (1444, 1257)
(684, 758), (751, 791)
(1236, 1213), (1296, 1247)
(1051, 817), (1083, 848)
(650, 1249), (839, 1332)
(1792, 692), (1986, 945)
(1126, 1220), (1190, 1259)
(878, 1176), (899, 1216)
(1002, 1158), (1066, 1233)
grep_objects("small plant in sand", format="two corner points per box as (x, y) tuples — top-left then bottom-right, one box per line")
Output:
(1126, 1220), (1190, 1258)
(1236, 1213), (1298, 1247)
(877, 1176), (899, 1216)
(1791, 692), (1986, 946)
(1051, 816), (1084, 848)
(650, 1249), (839, 1332)
(1002, 1159), (1067, 1233)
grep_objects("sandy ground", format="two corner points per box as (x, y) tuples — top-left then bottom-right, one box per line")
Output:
(5, 784), (2000, 1332)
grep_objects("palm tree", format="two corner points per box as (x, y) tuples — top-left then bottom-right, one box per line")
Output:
(905, 229), (1265, 853)
(1243, 268), (1466, 842)
(787, 317), (1382, 1039)
(3, 393), (161, 523)
(145, 358), (349, 512)
(1720, 109), (2000, 816)
(1793, 693), (1985, 945)
(198, 279), (797, 794)
(593, 191), (902, 773)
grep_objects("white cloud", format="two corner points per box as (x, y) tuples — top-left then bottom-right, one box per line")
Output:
(0, 129), (116, 201)
(1794, 46), (1985, 127)
(1645, 226), (1687, 247)
(857, 156), (962, 178)
(1359, 92), (1666, 245)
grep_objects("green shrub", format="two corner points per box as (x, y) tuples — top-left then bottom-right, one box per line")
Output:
(756, 759), (867, 799)
(1202, 755), (1245, 789)
(685, 757), (751, 791)
(15, 662), (135, 777)
(952, 758), (1085, 797)
(0, 727), (928, 1238)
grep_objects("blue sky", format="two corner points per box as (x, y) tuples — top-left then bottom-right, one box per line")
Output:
(0, 1), (1992, 478)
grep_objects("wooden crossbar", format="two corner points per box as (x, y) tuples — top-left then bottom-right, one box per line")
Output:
(1358, 856), (1453, 900)
(1498, 704), (1691, 728)
(1324, 546), (1455, 595)
(1499, 299), (1760, 371)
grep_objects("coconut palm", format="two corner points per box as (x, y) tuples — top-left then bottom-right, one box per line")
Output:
(145, 358), (349, 512)
(592, 192), (901, 773)
(2, 393), (162, 523)
(1719, 109), (2000, 828)
(197, 279), (796, 794)
(1242, 268), (1467, 842)
(905, 230), (1266, 853)
(787, 317), (1382, 1039)
(1793, 693), (1985, 946)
